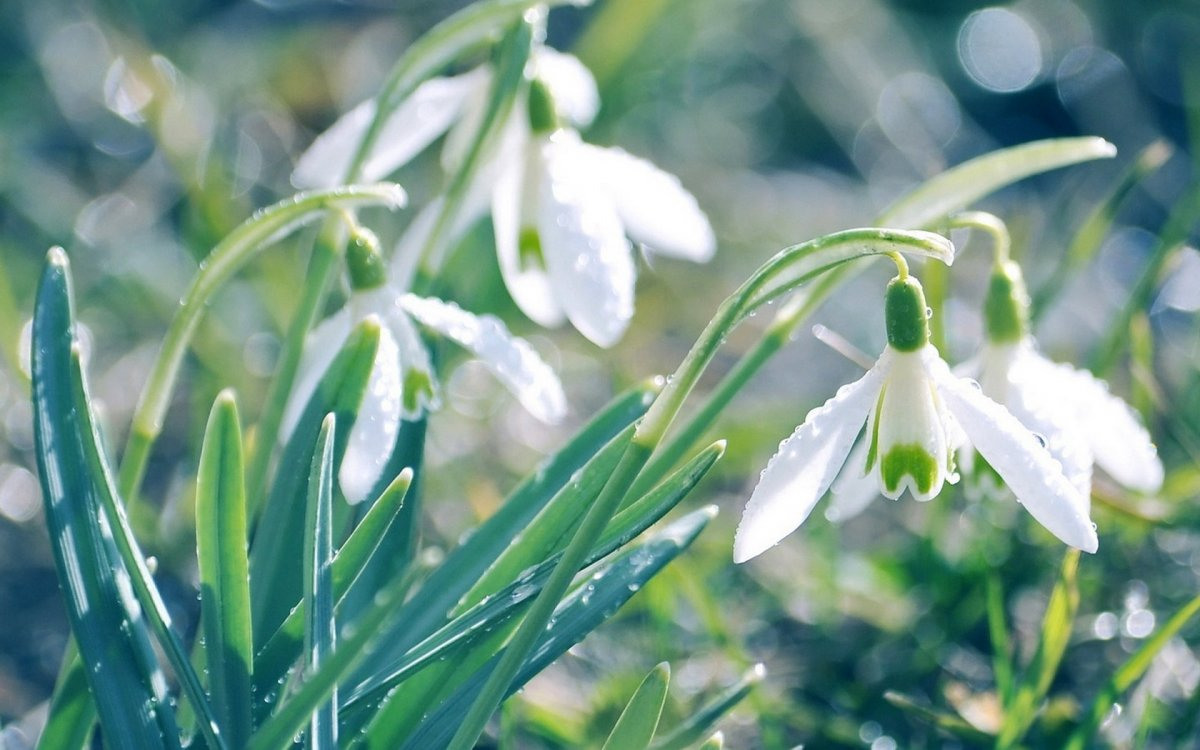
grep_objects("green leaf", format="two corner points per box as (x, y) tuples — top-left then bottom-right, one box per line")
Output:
(399, 507), (718, 750)
(878, 136), (1117, 230)
(601, 663), (671, 750)
(119, 184), (407, 501)
(249, 319), (380, 651)
(1065, 593), (1200, 750)
(304, 415), (338, 749)
(254, 469), (412, 698)
(36, 649), (93, 750)
(245, 570), (412, 750)
(357, 380), (658, 675)
(883, 691), (994, 745)
(196, 391), (254, 749)
(456, 424), (635, 614)
(342, 442), (725, 716)
(31, 248), (181, 749)
(1031, 140), (1171, 319)
(986, 576), (1014, 705)
(649, 665), (763, 750)
(997, 549), (1080, 749)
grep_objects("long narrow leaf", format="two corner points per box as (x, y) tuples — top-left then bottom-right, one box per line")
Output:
(358, 380), (658, 675)
(35, 649), (93, 750)
(1065, 593), (1200, 750)
(32, 249), (181, 749)
(601, 663), (671, 750)
(196, 391), (254, 749)
(304, 415), (338, 748)
(341, 441), (726, 721)
(250, 319), (380, 650)
(649, 665), (763, 750)
(878, 136), (1116, 230)
(254, 469), (412, 697)
(399, 507), (718, 750)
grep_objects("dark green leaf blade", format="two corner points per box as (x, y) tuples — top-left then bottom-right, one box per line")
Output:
(31, 248), (181, 750)
(397, 507), (717, 750)
(304, 415), (338, 748)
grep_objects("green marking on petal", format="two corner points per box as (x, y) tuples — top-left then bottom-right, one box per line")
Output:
(865, 384), (887, 471)
(518, 227), (547, 271)
(881, 443), (939, 495)
(403, 368), (435, 414)
(527, 77), (560, 135)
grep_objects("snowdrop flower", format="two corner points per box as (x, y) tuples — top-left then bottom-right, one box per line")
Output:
(964, 260), (1163, 496)
(294, 45), (715, 347)
(282, 227), (566, 503)
(733, 270), (1098, 563)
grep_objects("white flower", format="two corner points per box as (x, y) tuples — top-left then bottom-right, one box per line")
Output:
(294, 47), (715, 347)
(282, 285), (567, 504)
(964, 338), (1164, 496)
(733, 276), (1097, 563)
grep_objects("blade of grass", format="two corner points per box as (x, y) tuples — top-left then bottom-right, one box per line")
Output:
(883, 691), (994, 746)
(986, 575), (1014, 705)
(196, 391), (254, 749)
(341, 442), (725, 744)
(35, 648), (93, 750)
(399, 508), (717, 750)
(254, 469), (412, 699)
(1064, 593), (1200, 750)
(304, 416), (338, 748)
(601, 663), (671, 750)
(358, 380), (658, 673)
(649, 665), (764, 750)
(32, 249), (182, 749)
(996, 549), (1080, 749)
(1031, 140), (1171, 320)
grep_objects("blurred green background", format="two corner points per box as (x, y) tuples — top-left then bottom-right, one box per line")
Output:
(2, 0), (1200, 746)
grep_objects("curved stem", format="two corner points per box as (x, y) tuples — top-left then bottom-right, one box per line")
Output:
(117, 184), (405, 502)
(946, 210), (1011, 266)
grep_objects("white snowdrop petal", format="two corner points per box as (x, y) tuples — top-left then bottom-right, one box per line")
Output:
(532, 48), (600, 127)
(1026, 351), (1163, 493)
(376, 294), (437, 418)
(339, 326), (403, 504)
(360, 70), (484, 182)
(491, 156), (565, 327)
(579, 143), (716, 262)
(826, 439), (879, 523)
(875, 348), (951, 502)
(932, 360), (1098, 553)
(733, 361), (890, 563)
(292, 100), (376, 189)
(1000, 348), (1095, 499)
(401, 294), (567, 423)
(281, 308), (354, 440)
(537, 135), (635, 347)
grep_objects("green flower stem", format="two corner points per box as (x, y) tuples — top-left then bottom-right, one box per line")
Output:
(342, 0), (580, 186)
(945, 210), (1010, 266)
(635, 228), (952, 448)
(244, 220), (345, 509)
(407, 18), (534, 289)
(116, 185), (405, 504)
(446, 228), (951, 750)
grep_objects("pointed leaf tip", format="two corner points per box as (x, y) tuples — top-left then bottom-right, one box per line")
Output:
(46, 246), (69, 268)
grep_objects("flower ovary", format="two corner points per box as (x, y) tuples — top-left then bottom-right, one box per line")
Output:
(984, 260), (1029, 343)
(885, 276), (930, 352)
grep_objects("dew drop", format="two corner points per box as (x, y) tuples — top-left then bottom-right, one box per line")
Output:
(925, 306), (933, 318)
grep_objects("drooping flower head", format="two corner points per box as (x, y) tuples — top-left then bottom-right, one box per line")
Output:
(734, 266), (1098, 563)
(283, 224), (566, 503)
(294, 45), (715, 348)
(966, 258), (1163, 497)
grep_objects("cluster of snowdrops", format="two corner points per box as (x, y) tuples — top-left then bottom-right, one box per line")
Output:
(25, 2), (1166, 748)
